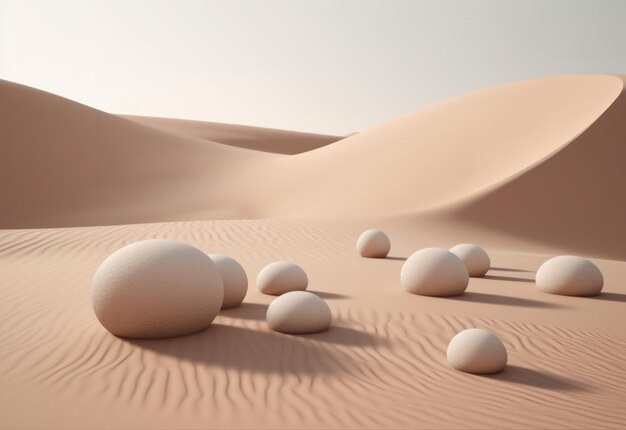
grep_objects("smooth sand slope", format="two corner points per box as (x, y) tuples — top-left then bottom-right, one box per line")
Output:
(121, 115), (342, 154)
(0, 79), (275, 227)
(0, 220), (625, 428)
(280, 75), (624, 217)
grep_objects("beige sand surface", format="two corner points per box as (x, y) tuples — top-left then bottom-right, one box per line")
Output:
(0, 220), (625, 428)
(1, 75), (625, 428)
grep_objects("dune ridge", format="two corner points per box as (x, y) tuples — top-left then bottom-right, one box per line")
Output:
(276, 74), (624, 216)
(121, 115), (343, 154)
(440, 76), (626, 260)
(0, 79), (274, 228)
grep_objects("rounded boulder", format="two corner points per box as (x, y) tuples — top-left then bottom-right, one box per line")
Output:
(400, 248), (469, 296)
(266, 291), (332, 334)
(209, 254), (248, 309)
(450, 244), (491, 277)
(535, 255), (603, 296)
(447, 328), (508, 374)
(257, 261), (308, 295)
(357, 229), (391, 258)
(92, 239), (224, 339)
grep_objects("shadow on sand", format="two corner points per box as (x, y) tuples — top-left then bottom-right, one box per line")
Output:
(219, 302), (268, 320)
(483, 274), (535, 284)
(448, 291), (563, 308)
(589, 292), (626, 303)
(308, 290), (351, 300)
(492, 365), (588, 392)
(489, 266), (534, 273)
(126, 323), (383, 373)
(383, 256), (407, 261)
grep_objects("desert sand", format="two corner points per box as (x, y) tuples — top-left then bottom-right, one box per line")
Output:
(1, 74), (625, 428)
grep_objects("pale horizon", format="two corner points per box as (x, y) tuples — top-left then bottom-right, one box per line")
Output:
(2, 0), (626, 135)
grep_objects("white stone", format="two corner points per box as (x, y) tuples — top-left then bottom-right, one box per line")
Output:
(450, 244), (491, 277)
(209, 254), (248, 309)
(257, 261), (308, 295)
(447, 328), (508, 374)
(535, 255), (603, 296)
(400, 248), (469, 296)
(357, 229), (391, 258)
(266, 291), (332, 334)
(92, 239), (224, 339)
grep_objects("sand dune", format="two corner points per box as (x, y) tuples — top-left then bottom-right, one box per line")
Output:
(0, 79), (278, 227)
(277, 74), (624, 216)
(121, 115), (342, 154)
(441, 77), (626, 260)
(1, 220), (625, 428)
(2, 75), (625, 260)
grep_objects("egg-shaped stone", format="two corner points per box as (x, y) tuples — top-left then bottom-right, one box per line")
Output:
(92, 239), (224, 339)
(266, 291), (332, 334)
(535, 255), (603, 296)
(400, 248), (469, 296)
(450, 244), (491, 277)
(257, 261), (308, 295)
(357, 229), (391, 258)
(447, 328), (508, 374)
(209, 254), (248, 309)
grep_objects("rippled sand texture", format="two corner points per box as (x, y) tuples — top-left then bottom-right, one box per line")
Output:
(1, 221), (625, 428)
(1, 74), (626, 427)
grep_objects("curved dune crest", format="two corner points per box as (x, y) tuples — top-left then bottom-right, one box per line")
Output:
(279, 74), (624, 217)
(441, 77), (626, 260)
(0, 79), (275, 228)
(265, 74), (626, 259)
(121, 115), (342, 154)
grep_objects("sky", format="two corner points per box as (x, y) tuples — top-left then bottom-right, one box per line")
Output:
(1, 0), (626, 135)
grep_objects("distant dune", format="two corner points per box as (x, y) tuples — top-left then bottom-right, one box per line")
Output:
(1, 75), (624, 259)
(121, 115), (342, 154)
(0, 79), (273, 227)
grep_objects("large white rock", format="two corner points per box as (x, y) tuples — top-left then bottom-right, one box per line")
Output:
(266, 291), (332, 334)
(92, 239), (224, 339)
(209, 254), (248, 309)
(535, 255), (603, 296)
(357, 229), (391, 258)
(257, 261), (308, 295)
(447, 328), (508, 374)
(450, 244), (491, 277)
(400, 248), (469, 296)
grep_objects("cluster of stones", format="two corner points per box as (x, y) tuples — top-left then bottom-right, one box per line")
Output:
(92, 240), (331, 340)
(256, 260), (331, 334)
(91, 231), (605, 377)
(356, 229), (605, 374)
